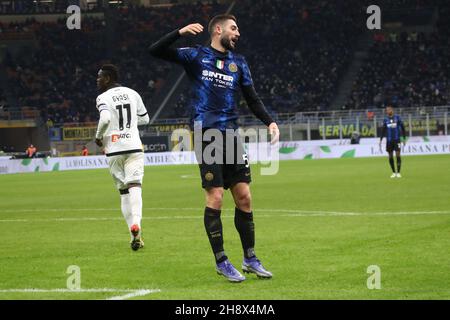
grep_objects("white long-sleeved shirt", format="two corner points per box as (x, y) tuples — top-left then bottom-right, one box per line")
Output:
(95, 86), (149, 156)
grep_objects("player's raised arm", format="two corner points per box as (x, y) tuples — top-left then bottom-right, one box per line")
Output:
(179, 23), (204, 36)
(149, 23), (203, 63)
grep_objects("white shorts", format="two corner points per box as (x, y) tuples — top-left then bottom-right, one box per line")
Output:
(108, 152), (144, 190)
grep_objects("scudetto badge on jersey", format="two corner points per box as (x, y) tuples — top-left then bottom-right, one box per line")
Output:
(216, 60), (224, 70)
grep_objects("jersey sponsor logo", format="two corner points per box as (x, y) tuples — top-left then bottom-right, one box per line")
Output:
(201, 70), (234, 88)
(387, 122), (398, 128)
(228, 62), (238, 73)
(112, 133), (131, 142)
(201, 70), (233, 81)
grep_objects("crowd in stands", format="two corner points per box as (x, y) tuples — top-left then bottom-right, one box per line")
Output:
(167, 0), (366, 118)
(1, 0), (449, 124)
(3, 1), (225, 124)
(0, 0), (101, 14)
(3, 16), (107, 124)
(345, 4), (450, 109)
(235, 0), (365, 115)
(0, 88), (6, 111)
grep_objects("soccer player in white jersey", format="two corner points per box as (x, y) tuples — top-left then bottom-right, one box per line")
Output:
(94, 64), (150, 251)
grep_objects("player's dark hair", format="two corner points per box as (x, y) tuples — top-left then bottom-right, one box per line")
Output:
(208, 14), (237, 35)
(101, 64), (119, 83)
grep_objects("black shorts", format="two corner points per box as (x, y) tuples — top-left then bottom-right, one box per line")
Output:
(386, 140), (401, 153)
(195, 130), (251, 190)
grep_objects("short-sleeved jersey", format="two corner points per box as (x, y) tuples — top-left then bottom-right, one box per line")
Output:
(383, 115), (404, 142)
(173, 45), (253, 131)
(96, 86), (147, 156)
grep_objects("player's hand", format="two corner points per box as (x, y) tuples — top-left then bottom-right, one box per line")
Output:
(95, 138), (103, 147)
(268, 122), (280, 144)
(179, 23), (204, 36)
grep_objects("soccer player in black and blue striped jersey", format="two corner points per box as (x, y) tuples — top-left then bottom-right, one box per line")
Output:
(150, 15), (279, 282)
(379, 106), (406, 178)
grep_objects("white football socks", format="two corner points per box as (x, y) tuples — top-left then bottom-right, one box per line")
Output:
(128, 186), (143, 229)
(120, 194), (133, 228)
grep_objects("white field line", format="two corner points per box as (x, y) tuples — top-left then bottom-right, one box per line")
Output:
(2, 207), (450, 215)
(0, 288), (159, 293)
(0, 288), (161, 300)
(0, 208), (449, 223)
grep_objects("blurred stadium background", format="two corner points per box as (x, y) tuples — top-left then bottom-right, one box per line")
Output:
(0, 0), (449, 300)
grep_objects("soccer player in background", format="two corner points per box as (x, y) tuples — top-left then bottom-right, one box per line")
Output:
(379, 106), (406, 178)
(149, 15), (279, 282)
(94, 64), (150, 250)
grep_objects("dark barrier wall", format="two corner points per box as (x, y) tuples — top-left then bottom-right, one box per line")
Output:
(141, 136), (170, 153)
(0, 126), (50, 152)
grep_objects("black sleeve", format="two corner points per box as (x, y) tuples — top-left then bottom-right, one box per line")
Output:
(149, 29), (181, 63)
(380, 122), (386, 141)
(241, 85), (274, 127)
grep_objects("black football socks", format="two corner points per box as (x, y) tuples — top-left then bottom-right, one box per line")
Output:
(396, 156), (402, 173)
(389, 156), (396, 173)
(204, 207), (227, 263)
(234, 207), (256, 259)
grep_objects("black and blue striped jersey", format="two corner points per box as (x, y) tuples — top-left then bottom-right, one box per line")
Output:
(173, 45), (253, 130)
(381, 115), (406, 142)
(149, 29), (274, 131)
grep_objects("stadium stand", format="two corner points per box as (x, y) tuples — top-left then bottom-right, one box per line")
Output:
(1, 1), (226, 124)
(345, 3), (450, 110)
(0, 0), (448, 125)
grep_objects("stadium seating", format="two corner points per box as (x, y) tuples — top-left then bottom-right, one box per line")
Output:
(1, 0), (449, 124)
(345, 4), (450, 109)
(2, 2), (229, 124)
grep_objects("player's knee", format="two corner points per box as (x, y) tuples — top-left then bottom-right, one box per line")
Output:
(206, 189), (224, 209)
(235, 192), (252, 211)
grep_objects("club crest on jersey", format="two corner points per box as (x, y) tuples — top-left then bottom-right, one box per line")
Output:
(216, 60), (224, 70)
(205, 172), (214, 181)
(228, 62), (238, 73)
(112, 133), (131, 142)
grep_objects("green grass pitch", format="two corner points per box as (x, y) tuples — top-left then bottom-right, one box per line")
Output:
(0, 155), (449, 300)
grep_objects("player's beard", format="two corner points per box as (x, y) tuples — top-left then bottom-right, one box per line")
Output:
(220, 36), (236, 51)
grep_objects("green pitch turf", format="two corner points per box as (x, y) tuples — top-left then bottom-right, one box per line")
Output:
(0, 155), (449, 300)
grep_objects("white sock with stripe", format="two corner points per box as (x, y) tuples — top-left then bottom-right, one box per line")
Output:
(120, 193), (133, 229)
(129, 186), (142, 229)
